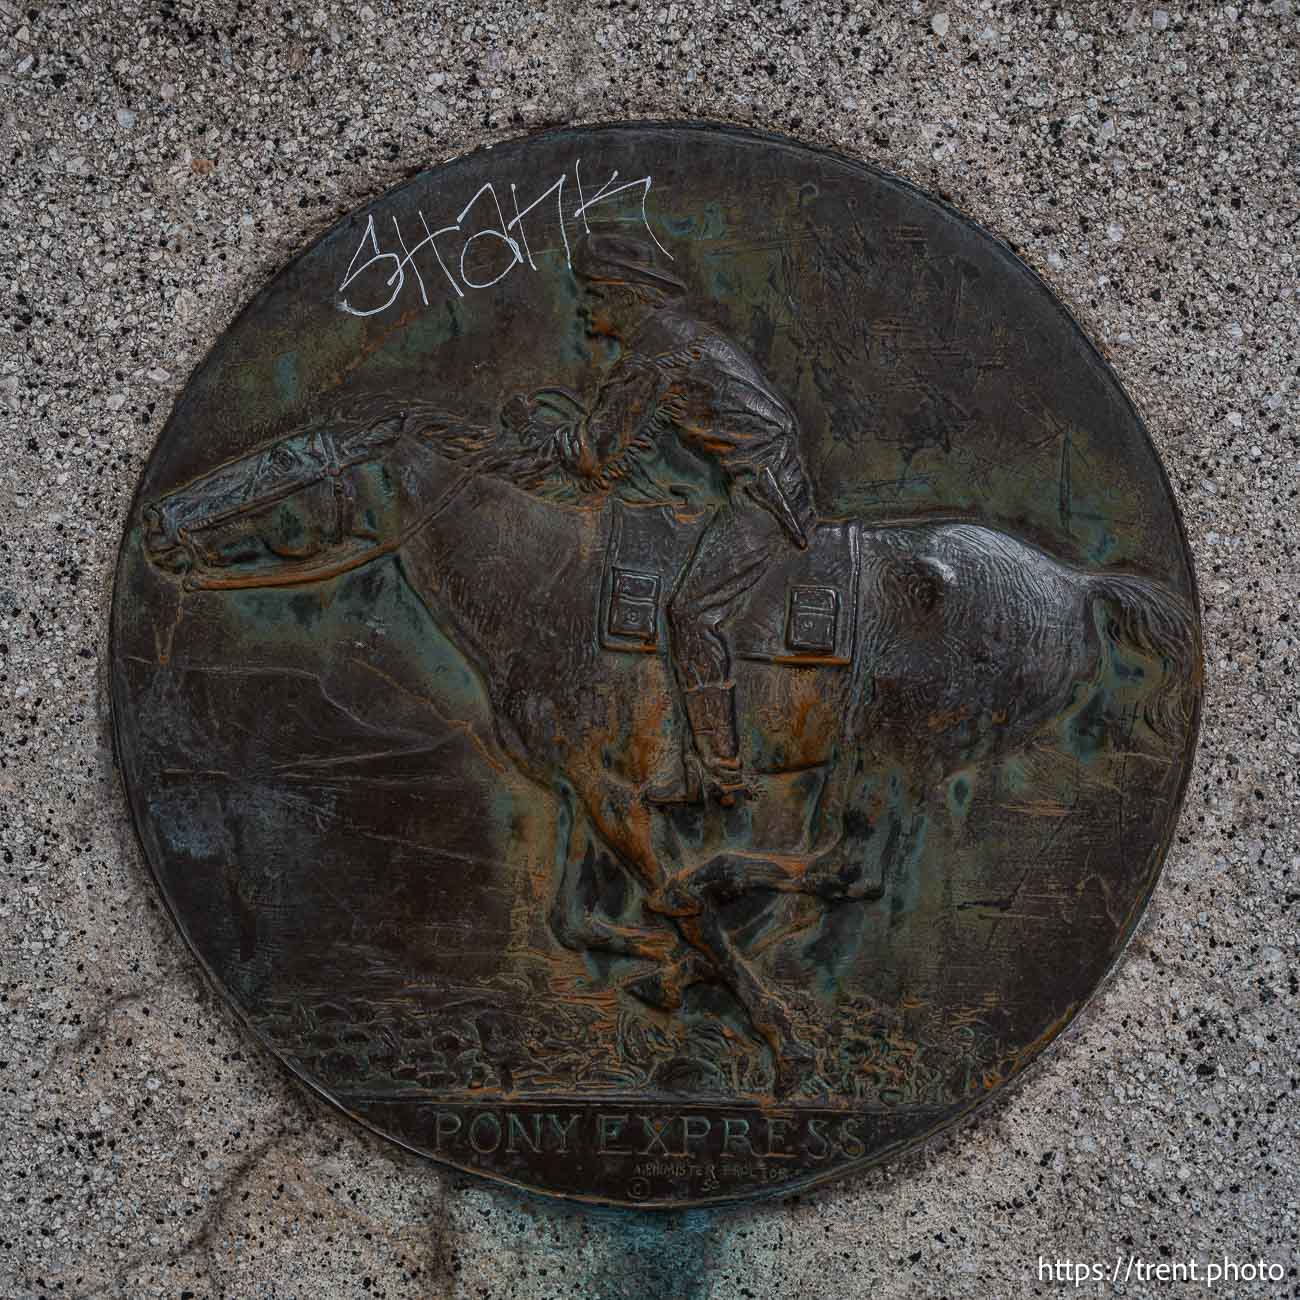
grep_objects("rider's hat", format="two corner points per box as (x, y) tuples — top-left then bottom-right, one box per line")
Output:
(571, 228), (686, 293)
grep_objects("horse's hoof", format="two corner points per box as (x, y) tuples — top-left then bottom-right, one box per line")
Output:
(644, 882), (702, 919)
(624, 969), (683, 1011)
(644, 779), (703, 808)
(624, 953), (714, 1011)
(848, 878), (887, 902)
(806, 851), (884, 902)
(651, 1054), (728, 1093)
(771, 1043), (817, 1100)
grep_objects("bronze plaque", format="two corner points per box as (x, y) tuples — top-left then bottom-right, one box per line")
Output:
(111, 123), (1202, 1205)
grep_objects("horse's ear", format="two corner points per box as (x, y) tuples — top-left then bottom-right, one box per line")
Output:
(370, 413), (406, 436)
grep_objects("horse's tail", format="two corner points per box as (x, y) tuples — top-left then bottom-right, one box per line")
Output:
(1086, 572), (1200, 741)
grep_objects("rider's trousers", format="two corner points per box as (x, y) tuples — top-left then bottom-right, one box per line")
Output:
(667, 497), (797, 689)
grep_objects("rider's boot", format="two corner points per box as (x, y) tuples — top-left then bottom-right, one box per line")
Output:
(645, 682), (747, 807)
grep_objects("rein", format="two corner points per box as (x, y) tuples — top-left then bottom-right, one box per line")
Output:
(174, 436), (479, 592)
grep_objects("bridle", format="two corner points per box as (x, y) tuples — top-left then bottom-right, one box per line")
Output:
(156, 427), (479, 592)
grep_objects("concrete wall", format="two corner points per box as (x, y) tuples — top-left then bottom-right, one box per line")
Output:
(1, 1), (1296, 1295)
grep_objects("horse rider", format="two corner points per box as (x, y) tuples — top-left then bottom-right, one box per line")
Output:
(517, 229), (818, 806)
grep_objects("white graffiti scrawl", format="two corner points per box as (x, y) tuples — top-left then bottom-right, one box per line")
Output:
(337, 159), (672, 319)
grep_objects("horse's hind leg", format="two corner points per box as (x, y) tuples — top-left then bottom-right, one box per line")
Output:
(809, 740), (854, 857)
(806, 758), (918, 901)
(805, 750), (885, 900)
(656, 850), (812, 911)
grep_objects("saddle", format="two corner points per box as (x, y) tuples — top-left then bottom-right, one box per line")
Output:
(600, 501), (862, 666)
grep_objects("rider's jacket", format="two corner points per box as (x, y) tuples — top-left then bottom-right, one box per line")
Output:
(573, 308), (815, 544)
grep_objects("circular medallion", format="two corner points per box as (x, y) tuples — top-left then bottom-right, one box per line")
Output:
(111, 123), (1202, 1205)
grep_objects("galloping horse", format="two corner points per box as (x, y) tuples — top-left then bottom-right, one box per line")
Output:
(143, 400), (1198, 1091)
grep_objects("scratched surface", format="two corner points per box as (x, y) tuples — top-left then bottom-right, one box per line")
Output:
(108, 124), (1202, 1207)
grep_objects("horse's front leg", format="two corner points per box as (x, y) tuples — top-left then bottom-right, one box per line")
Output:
(549, 821), (718, 1012)
(805, 761), (927, 902)
(548, 797), (678, 962)
(803, 751), (893, 902)
(577, 788), (816, 1089)
(673, 904), (817, 1098)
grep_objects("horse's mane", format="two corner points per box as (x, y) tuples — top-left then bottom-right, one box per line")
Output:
(328, 394), (662, 506)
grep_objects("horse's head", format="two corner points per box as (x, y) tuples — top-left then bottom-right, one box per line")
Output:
(141, 407), (412, 588)
(142, 501), (192, 576)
